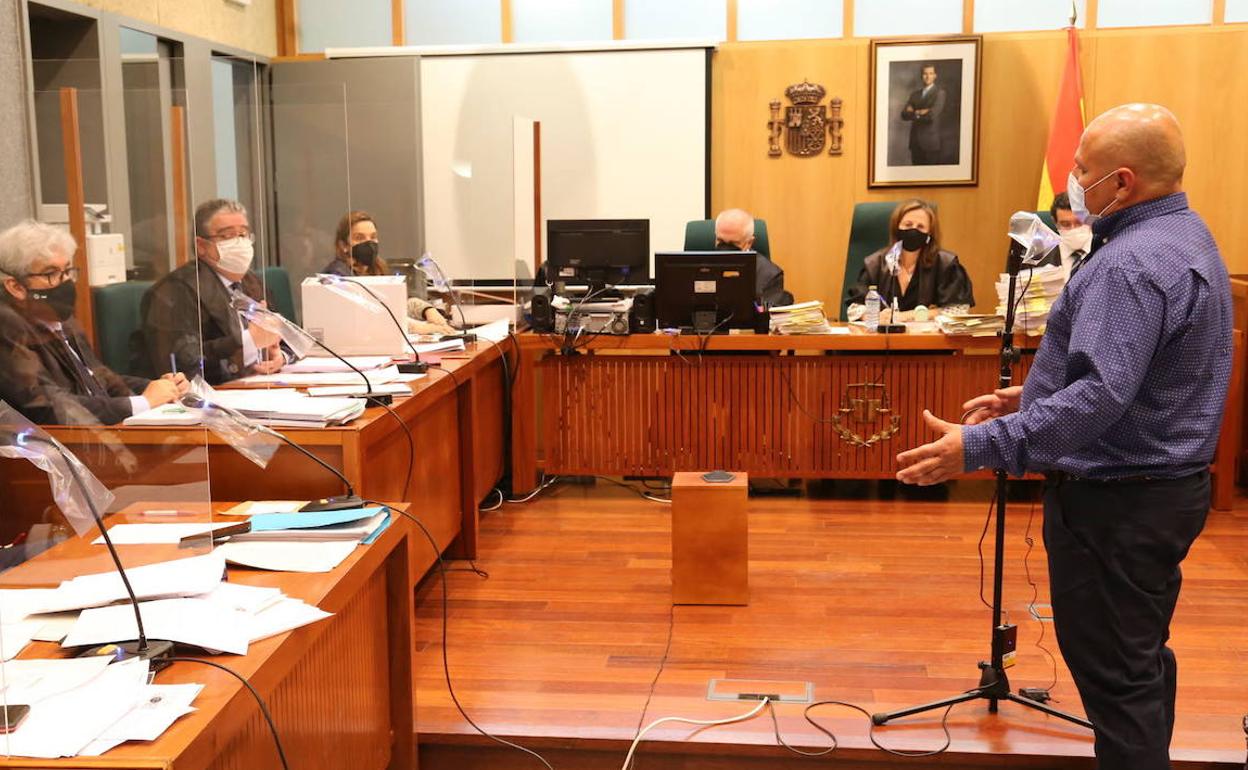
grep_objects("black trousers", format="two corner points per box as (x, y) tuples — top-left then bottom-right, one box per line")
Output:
(1043, 471), (1209, 770)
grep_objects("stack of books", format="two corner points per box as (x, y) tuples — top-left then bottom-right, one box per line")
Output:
(994, 265), (1066, 335)
(937, 314), (1006, 336)
(769, 301), (834, 335)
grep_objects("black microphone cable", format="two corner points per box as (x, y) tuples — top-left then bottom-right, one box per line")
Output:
(360, 497), (554, 770)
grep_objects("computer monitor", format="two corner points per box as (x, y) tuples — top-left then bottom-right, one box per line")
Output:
(545, 219), (650, 289)
(654, 251), (758, 333)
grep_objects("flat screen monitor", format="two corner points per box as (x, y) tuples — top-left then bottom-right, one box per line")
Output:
(545, 219), (650, 288)
(654, 251), (758, 333)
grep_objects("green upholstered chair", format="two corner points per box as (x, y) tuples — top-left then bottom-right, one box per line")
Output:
(839, 201), (947, 321)
(683, 218), (771, 259)
(91, 280), (153, 377)
(261, 265), (298, 325)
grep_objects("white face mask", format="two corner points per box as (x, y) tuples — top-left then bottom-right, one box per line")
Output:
(213, 237), (254, 274)
(1059, 225), (1092, 254)
(1066, 169), (1118, 225)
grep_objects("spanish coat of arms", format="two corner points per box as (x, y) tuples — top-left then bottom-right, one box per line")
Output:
(768, 80), (844, 158)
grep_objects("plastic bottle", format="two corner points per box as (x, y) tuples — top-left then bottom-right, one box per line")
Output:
(864, 285), (881, 332)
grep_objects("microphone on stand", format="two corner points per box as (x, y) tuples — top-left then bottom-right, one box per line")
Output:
(0, 424), (174, 666)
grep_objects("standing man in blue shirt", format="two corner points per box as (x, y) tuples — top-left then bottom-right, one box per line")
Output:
(894, 103), (1233, 770)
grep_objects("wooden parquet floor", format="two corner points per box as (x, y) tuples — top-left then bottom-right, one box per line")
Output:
(414, 480), (1248, 769)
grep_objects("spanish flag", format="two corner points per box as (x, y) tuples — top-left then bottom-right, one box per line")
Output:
(1036, 26), (1086, 210)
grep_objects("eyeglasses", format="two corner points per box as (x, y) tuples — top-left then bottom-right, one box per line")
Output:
(23, 266), (79, 287)
(204, 230), (255, 243)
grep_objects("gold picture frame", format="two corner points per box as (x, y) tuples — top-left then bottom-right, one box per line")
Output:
(868, 35), (982, 188)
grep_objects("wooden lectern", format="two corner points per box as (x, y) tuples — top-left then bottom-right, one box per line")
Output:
(671, 471), (748, 605)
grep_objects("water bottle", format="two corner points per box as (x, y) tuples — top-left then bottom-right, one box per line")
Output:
(864, 285), (881, 332)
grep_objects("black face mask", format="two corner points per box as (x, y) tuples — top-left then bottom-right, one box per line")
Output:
(351, 240), (379, 266)
(715, 241), (745, 252)
(897, 228), (930, 252)
(28, 279), (77, 322)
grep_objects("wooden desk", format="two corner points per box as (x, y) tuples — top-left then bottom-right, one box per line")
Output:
(0, 503), (414, 769)
(510, 330), (1243, 510)
(2, 340), (508, 586)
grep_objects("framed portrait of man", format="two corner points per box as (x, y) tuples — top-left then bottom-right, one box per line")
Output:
(868, 35), (982, 187)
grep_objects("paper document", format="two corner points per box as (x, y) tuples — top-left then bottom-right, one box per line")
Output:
(80, 683), (203, 754)
(0, 656), (112, 704)
(221, 500), (306, 517)
(282, 355), (395, 373)
(0, 620), (42, 661)
(3, 658), (148, 759)
(216, 540), (358, 573)
(92, 522), (234, 545)
(306, 382), (413, 397)
(64, 597), (251, 655)
(408, 339), (466, 355)
(123, 402), (204, 427)
(248, 596), (333, 640)
(235, 365), (401, 387)
(471, 319), (511, 344)
(40, 553), (227, 614)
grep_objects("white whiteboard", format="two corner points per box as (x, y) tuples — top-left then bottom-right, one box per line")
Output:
(419, 48), (710, 281)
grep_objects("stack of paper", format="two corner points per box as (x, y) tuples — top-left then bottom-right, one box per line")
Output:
(995, 265), (1066, 335)
(234, 364), (402, 388)
(0, 657), (159, 758)
(937, 314), (1006, 336)
(193, 388), (366, 428)
(769, 301), (835, 335)
(281, 355), (395, 373)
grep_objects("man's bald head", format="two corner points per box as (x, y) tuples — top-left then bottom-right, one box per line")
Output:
(714, 209), (755, 250)
(1079, 103), (1186, 198)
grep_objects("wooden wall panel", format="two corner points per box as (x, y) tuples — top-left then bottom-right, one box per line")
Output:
(712, 26), (1248, 315)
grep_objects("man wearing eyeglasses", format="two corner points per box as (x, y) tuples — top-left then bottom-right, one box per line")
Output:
(136, 198), (287, 384)
(0, 220), (188, 425)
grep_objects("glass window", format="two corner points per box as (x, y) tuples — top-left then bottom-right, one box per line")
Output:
(975, 0), (1087, 32)
(854, 0), (961, 37)
(1229, 0), (1248, 22)
(405, 0), (502, 45)
(1097, 0), (1213, 28)
(298, 0), (391, 52)
(625, 0), (726, 41)
(513, 0), (612, 43)
(738, 0), (842, 40)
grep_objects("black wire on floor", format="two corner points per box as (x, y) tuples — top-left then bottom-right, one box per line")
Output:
(625, 603), (676, 770)
(362, 499), (553, 770)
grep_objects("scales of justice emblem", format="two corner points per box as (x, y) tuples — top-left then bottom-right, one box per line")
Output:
(831, 382), (902, 448)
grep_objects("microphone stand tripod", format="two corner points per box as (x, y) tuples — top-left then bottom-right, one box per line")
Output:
(871, 241), (1092, 731)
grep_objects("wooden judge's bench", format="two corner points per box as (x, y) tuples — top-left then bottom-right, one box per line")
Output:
(509, 327), (1245, 510)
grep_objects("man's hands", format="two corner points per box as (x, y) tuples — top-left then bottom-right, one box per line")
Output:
(252, 345), (284, 374)
(961, 385), (1022, 425)
(895, 410), (964, 486)
(142, 374), (185, 407)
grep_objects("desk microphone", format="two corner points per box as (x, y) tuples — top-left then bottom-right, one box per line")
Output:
(0, 426), (174, 666)
(316, 275), (427, 374)
(181, 393), (366, 513)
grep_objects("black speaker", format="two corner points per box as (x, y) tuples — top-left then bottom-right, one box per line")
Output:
(530, 288), (556, 333)
(629, 288), (656, 334)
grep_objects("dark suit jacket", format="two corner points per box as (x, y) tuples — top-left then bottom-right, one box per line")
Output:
(755, 255), (794, 308)
(134, 260), (271, 384)
(901, 85), (946, 153)
(846, 248), (974, 312)
(0, 301), (150, 425)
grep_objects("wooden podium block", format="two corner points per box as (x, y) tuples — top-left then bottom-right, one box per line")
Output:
(671, 471), (748, 605)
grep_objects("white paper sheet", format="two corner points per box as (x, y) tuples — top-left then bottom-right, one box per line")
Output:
(0, 620), (42, 661)
(63, 597), (250, 655)
(92, 523), (234, 545)
(215, 540), (358, 573)
(3, 658), (148, 758)
(471, 319), (511, 343)
(40, 553), (227, 614)
(29, 611), (79, 642)
(199, 582), (284, 615)
(235, 366), (401, 386)
(305, 382), (413, 398)
(281, 355), (394, 373)
(80, 682), (203, 753)
(247, 597), (332, 642)
(0, 656), (112, 704)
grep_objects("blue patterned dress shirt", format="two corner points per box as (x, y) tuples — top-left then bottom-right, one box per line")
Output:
(963, 192), (1233, 479)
